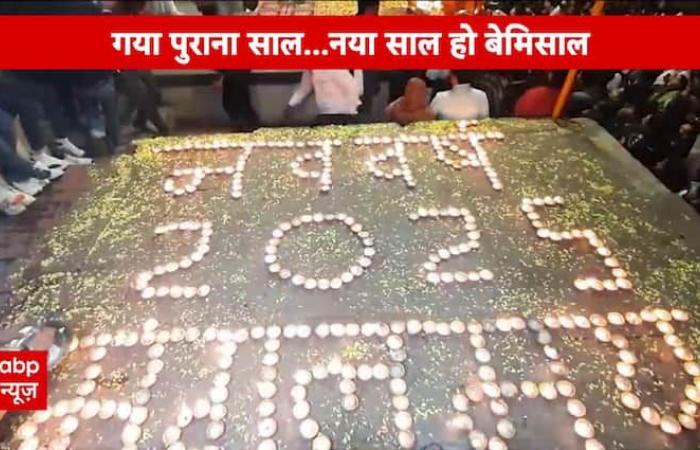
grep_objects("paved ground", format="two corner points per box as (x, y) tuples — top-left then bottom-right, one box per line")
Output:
(0, 168), (92, 324)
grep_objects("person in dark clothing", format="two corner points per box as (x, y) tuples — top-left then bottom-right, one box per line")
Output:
(618, 114), (656, 167)
(0, 74), (87, 161)
(0, 108), (50, 185)
(656, 123), (699, 192)
(2, 1), (123, 152)
(221, 71), (260, 132)
(357, 0), (380, 15)
(116, 71), (169, 135)
(646, 74), (692, 163)
(358, 70), (380, 122)
(110, 2), (168, 136)
(74, 75), (121, 152)
(355, 1), (381, 122)
(313, 114), (357, 126)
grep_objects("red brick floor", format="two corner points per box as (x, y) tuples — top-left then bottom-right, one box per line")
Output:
(0, 168), (92, 321)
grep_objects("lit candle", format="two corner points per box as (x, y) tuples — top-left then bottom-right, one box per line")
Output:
(640, 406), (661, 425)
(574, 418), (595, 438)
(660, 415), (681, 434)
(621, 392), (641, 410)
(567, 399), (586, 418)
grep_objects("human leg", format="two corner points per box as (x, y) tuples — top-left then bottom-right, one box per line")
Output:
(0, 88), (50, 152)
(222, 71), (259, 131)
(132, 71), (169, 133)
(74, 78), (121, 152)
(0, 109), (50, 188)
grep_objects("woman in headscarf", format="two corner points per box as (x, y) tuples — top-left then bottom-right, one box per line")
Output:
(386, 77), (436, 126)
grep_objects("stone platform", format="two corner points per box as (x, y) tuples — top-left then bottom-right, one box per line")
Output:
(2, 118), (700, 450)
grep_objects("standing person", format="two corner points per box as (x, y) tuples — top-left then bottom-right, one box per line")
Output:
(430, 71), (490, 120)
(193, 1), (259, 131)
(286, 70), (364, 126)
(116, 71), (169, 136)
(385, 77), (436, 125)
(356, 0), (381, 122)
(221, 71), (260, 132)
(111, 1), (169, 136)
(69, 71), (122, 153)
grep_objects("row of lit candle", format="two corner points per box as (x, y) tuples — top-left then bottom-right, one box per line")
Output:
(291, 142), (333, 193)
(286, 331), (414, 449)
(428, 131), (504, 192)
(230, 146), (253, 199)
(431, 135), (481, 171)
(469, 132), (504, 191)
(158, 126), (504, 204)
(354, 134), (430, 146)
(18, 307), (693, 449)
(255, 337), (282, 450)
(605, 308), (698, 434)
(265, 213), (375, 291)
(409, 207), (493, 285)
(163, 165), (233, 197)
(449, 313), (604, 450)
(366, 142), (416, 189)
(133, 221), (212, 300)
(160, 345), (234, 449)
(521, 197), (634, 292)
(153, 139), (343, 154)
(19, 331), (237, 449)
(457, 119), (480, 132)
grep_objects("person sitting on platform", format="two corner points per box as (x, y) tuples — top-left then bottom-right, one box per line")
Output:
(0, 74), (88, 168)
(0, 107), (51, 212)
(430, 71), (489, 121)
(385, 77), (436, 125)
(286, 70), (364, 126)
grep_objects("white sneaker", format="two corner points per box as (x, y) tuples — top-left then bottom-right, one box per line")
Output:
(1, 184), (35, 206)
(32, 160), (60, 180)
(34, 160), (53, 173)
(1, 202), (25, 216)
(48, 168), (64, 180)
(0, 185), (28, 215)
(55, 138), (86, 158)
(63, 154), (93, 166)
(33, 150), (68, 170)
(12, 178), (45, 196)
(19, 192), (36, 206)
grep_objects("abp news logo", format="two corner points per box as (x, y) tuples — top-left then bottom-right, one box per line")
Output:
(0, 351), (47, 410)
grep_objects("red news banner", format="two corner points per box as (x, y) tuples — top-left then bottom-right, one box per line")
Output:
(0, 15), (697, 69)
(0, 351), (48, 411)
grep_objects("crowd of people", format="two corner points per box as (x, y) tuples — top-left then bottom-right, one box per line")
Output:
(383, 68), (700, 212)
(0, 65), (171, 215)
(0, 0), (698, 215)
(0, 1), (177, 215)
